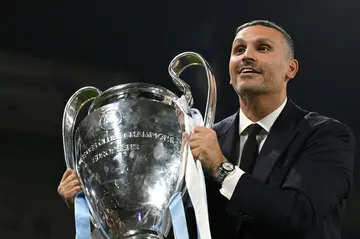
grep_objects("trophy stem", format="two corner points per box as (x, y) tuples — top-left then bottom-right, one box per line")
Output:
(120, 229), (165, 239)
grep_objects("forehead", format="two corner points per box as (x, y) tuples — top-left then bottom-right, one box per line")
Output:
(233, 25), (284, 45)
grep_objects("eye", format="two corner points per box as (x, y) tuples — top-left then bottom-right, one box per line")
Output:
(234, 46), (246, 54)
(259, 45), (271, 52)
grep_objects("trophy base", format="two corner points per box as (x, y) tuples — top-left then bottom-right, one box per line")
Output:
(122, 229), (165, 239)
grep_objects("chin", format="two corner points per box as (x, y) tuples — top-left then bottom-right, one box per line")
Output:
(236, 84), (266, 96)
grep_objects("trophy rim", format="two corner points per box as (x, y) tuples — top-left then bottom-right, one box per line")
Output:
(88, 82), (179, 114)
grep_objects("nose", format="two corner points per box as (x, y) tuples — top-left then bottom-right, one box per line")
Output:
(242, 47), (256, 63)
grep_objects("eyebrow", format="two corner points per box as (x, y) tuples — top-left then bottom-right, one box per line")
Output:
(232, 38), (275, 46)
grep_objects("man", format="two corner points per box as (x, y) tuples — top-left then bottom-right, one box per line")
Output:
(189, 20), (355, 239)
(59, 20), (355, 239)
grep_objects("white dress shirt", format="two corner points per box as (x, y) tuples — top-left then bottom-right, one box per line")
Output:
(219, 98), (287, 199)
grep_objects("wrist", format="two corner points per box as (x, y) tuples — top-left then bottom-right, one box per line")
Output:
(212, 155), (227, 177)
(214, 158), (235, 184)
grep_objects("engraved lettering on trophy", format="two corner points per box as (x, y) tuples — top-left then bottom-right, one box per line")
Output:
(100, 109), (123, 131)
(93, 144), (140, 163)
(79, 131), (176, 161)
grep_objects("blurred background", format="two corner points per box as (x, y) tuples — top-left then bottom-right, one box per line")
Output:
(1, 0), (359, 238)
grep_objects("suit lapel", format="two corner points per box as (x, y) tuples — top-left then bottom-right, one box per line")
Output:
(252, 99), (301, 182)
(216, 111), (240, 165)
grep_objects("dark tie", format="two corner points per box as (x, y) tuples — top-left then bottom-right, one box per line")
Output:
(240, 124), (262, 174)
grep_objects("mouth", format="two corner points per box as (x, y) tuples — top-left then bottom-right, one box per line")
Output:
(237, 67), (261, 75)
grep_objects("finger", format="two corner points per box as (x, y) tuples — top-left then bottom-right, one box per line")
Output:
(63, 186), (82, 200)
(68, 185), (82, 196)
(194, 126), (210, 133)
(189, 141), (201, 150)
(61, 168), (74, 182)
(58, 179), (81, 195)
(61, 173), (78, 185)
(190, 133), (207, 141)
(191, 148), (201, 159)
(61, 179), (81, 192)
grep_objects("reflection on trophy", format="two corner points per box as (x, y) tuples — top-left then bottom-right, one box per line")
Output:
(62, 52), (217, 238)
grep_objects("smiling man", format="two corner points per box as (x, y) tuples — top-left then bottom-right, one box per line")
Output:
(189, 20), (355, 239)
(58, 20), (355, 239)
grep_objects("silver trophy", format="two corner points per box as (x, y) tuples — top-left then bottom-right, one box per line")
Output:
(62, 52), (217, 239)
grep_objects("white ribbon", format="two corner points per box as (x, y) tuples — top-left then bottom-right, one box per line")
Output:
(176, 96), (212, 239)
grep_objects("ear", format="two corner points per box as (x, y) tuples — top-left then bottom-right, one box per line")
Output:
(286, 59), (299, 81)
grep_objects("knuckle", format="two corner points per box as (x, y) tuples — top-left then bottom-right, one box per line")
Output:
(72, 178), (79, 184)
(57, 186), (63, 194)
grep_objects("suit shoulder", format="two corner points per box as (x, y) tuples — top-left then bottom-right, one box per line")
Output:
(213, 113), (237, 136)
(301, 111), (354, 141)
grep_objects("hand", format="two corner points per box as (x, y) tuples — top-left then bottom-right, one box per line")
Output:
(57, 168), (82, 208)
(190, 126), (227, 177)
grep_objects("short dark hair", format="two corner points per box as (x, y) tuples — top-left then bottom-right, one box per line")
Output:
(235, 20), (294, 58)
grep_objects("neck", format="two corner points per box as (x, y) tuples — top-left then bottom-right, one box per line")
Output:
(239, 92), (286, 122)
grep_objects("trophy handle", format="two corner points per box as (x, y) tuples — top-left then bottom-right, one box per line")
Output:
(62, 86), (102, 170)
(168, 52), (217, 128)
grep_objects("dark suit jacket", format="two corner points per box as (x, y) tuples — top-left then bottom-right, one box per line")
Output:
(186, 99), (355, 239)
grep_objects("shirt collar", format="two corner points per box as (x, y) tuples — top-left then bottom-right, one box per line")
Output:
(239, 97), (287, 135)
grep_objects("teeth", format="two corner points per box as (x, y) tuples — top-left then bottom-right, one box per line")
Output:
(242, 68), (254, 73)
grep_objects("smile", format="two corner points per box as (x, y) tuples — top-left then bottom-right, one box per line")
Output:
(240, 71), (259, 75)
(237, 67), (261, 74)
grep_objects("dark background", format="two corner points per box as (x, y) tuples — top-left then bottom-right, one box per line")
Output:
(1, 0), (359, 238)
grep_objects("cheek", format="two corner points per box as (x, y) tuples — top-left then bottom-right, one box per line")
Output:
(266, 62), (285, 77)
(229, 56), (238, 73)
(277, 64), (289, 79)
(269, 65), (288, 86)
